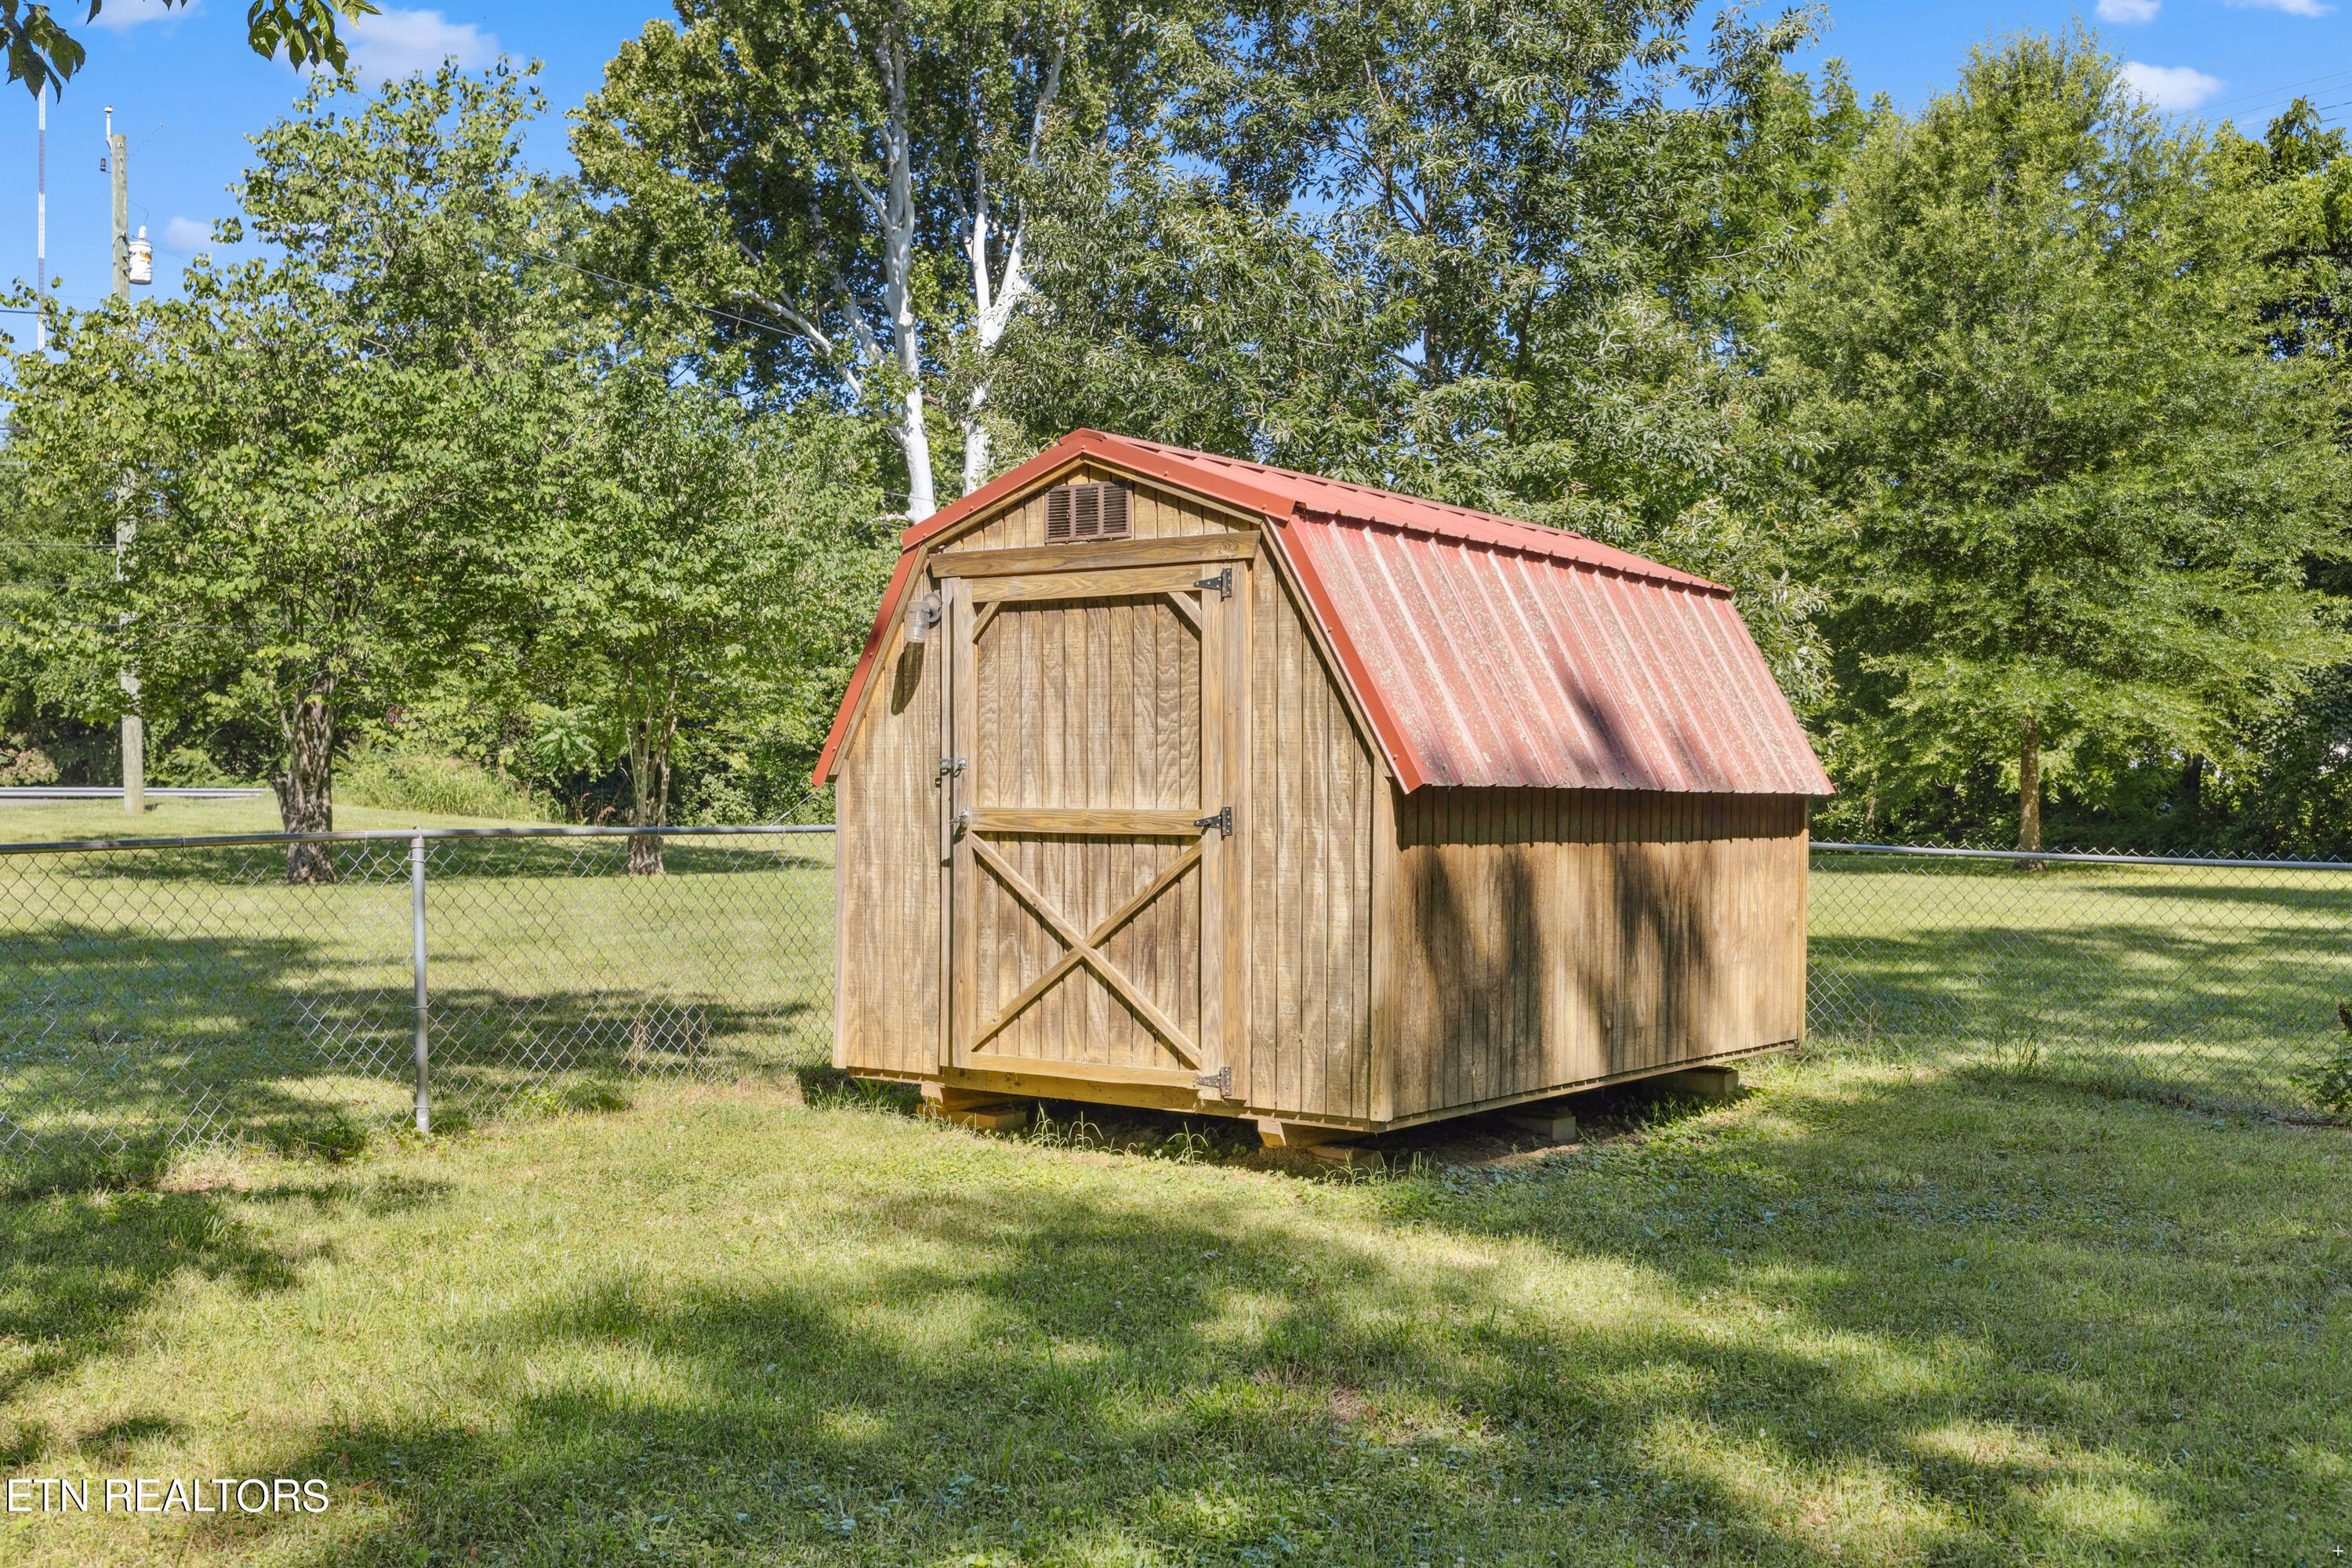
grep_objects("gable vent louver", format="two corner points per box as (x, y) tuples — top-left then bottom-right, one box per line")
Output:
(1044, 481), (1132, 543)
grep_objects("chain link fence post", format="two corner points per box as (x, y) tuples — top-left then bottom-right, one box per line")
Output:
(0, 821), (834, 1170)
(411, 829), (431, 1135)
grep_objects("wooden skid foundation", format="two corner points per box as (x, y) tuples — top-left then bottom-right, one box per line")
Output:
(1503, 1108), (1581, 1143)
(920, 1083), (1034, 1133)
(1649, 1066), (1742, 1101)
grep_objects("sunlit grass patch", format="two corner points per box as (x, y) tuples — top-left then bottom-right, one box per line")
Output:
(2, 1058), (2347, 1565)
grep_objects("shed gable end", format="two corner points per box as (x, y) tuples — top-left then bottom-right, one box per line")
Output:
(939, 466), (1255, 555)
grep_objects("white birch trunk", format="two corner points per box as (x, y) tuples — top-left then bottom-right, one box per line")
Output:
(880, 31), (937, 520)
(959, 226), (1029, 498)
(957, 38), (1058, 499)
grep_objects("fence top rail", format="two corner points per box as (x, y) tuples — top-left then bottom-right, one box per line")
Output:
(1813, 840), (2352, 872)
(0, 822), (838, 857)
(0, 786), (273, 800)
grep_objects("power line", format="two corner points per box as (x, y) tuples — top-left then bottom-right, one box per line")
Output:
(2205, 65), (2352, 116)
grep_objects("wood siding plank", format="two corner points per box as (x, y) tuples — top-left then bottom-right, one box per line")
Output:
(1381, 789), (1809, 1113)
(1244, 560), (1377, 1122)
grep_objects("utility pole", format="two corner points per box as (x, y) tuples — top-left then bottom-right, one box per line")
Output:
(34, 84), (45, 351)
(108, 106), (144, 816)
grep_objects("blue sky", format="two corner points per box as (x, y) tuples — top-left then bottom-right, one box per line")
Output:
(4, 0), (2350, 320)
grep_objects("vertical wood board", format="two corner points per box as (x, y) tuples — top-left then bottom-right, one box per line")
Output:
(833, 618), (945, 1076)
(1381, 789), (1807, 1117)
(1246, 559), (1377, 1121)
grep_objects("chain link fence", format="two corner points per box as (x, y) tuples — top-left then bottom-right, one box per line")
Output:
(5, 829), (2340, 1189)
(1808, 842), (2351, 1113)
(0, 824), (836, 1189)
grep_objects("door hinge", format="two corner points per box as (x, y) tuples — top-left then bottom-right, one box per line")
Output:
(938, 756), (967, 778)
(1194, 1065), (1232, 1096)
(1193, 805), (1233, 837)
(1194, 566), (1234, 599)
(952, 811), (971, 837)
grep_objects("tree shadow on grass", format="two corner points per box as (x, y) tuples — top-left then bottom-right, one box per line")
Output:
(210, 1085), (2337, 1566)
(0, 919), (826, 1192)
(0, 1171), (457, 1473)
(0, 1187), (321, 1462)
(1809, 916), (2351, 1070)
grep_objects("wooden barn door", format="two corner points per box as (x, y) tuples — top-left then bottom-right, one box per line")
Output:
(939, 560), (1245, 1100)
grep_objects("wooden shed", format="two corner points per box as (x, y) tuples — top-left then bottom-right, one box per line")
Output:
(815, 431), (1833, 1146)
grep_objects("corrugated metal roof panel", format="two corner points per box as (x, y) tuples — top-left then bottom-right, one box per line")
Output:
(818, 430), (1831, 797)
(1275, 510), (1832, 795)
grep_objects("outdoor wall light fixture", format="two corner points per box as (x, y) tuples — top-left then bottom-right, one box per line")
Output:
(905, 590), (943, 642)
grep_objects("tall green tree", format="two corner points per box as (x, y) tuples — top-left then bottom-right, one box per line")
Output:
(995, 0), (1860, 702)
(1774, 31), (2351, 851)
(522, 376), (887, 873)
(572, 0), (1167, 517)
(1, 67), (581, 877)
(2220, 97), (2352, 412)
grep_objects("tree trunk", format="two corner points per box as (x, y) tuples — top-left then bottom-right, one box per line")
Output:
(2183, 753), (2205, 825)
(961, 406), (993, 499)
(879, 30), (937, 521)
(626, 829), (665, 877)
(623, 710), (673, 877)
(274, 693), (336, 884)
(898, 379), (935, 521)
(2018, 714), (2042, 868)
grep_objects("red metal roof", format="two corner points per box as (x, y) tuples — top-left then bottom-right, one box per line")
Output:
(815, 430), (1831, 796)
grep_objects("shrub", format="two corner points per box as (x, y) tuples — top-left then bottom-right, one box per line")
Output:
(0, 733), (60, 786)
(338, 750), (557, 822)
(2300, 1004), (2352, 1117)
(147, 746), (241, 787)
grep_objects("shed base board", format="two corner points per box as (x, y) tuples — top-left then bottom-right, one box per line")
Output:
(840, 1038), (1793, 1138)
(918, 1082), (1034, 1133)
(1255, 1118), (1356, 1150)
(946, 1065), (1246, 1118)
(921, 1102), (1033, 1132)
(1371, 1040), (1794, 1133)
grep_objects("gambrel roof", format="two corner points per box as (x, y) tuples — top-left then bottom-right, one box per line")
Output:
(815, 430), (1832, 797)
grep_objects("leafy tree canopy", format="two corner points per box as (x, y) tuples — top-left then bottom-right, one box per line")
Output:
(996, 0), (1862, 702)
(5, 0), (373, 100)
(572, 0), (1173, 517)
(2, 64), (891, 872)
(1776, 29), (2352, 851)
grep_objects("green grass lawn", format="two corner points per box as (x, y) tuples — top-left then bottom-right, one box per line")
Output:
(1, 798), (835, 1187)
(2, 1058), (2347, 1566)
(1809, 854), (2352, 1111)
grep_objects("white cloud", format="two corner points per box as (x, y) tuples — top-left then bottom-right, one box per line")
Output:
(2226, 0), (2332, 15)
(162, 216), (213, 252)
(88, 0), (190, 31)
(2120, 61), (2226, 109)
(336, 8), (498, 81)
(2096, 0), (2161, 20)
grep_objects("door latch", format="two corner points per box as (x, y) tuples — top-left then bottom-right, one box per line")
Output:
(938, 756), (967, 778)
(1193, 805), (1233, 837)
(1194, 1065), (1232, 1096)
(1194, 567), (1233, 599)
